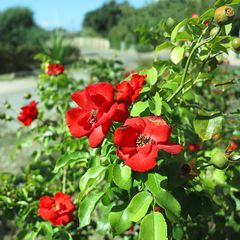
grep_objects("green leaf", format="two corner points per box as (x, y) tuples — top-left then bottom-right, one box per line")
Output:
(170, 46), (185, 64)
(145, 173), (181, 223)
(149, 92), (162, 116)
(215, 0), (232, 7)
(39, 222), (53, 240)
(224, 23), (232, 35)
(78, 191), (105, 228)
(139, 212), (168, 240)
(194, 116), (223, 141)
(113, 163), (132, 190)
(155, 42), (174, 53)
(0, 195), (12, 205)
(175, 31), (192, 41)
(53, 152), (88, 173)
(109, 210), (132, 234)
(131, 101), (149, 117)
(79, 166), (106, 192)
(230, 0), (240, 5)
(140, 67), (158, 85)
(125, 191), (153, 222)
(171, 19), (188, 42)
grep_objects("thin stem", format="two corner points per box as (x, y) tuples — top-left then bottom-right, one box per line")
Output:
(167, 27), (221, 103)
(62, 168), (67, 193)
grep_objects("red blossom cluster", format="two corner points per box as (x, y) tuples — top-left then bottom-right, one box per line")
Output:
(38, 192), (75, 225)
(29, 73), (183, 226)
(47, 63), (64, 76)
(66, 73), (183, 172)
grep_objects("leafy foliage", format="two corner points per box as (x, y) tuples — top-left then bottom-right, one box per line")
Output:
(1, 1), (240, 239)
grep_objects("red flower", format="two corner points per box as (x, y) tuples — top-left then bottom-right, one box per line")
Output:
(188, 143), (201, 152)
(66, 82), (128, 148)
(154, 206), (161, 212)
(114, 116), (183, 172)
(38, 192), (75, 226)
(47, 64), (64, 76)
(228, 141), (238, 151)
(124, 69), (136, 78)
(116, 74), (147, 106)
(203, 20), (209, 26)
(192, 13), (199, 18)
(17, 101), (38, 126)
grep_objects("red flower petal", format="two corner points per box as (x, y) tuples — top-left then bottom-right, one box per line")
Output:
(157, 143), (183, 154)
(88, 120), (111, 148)
(143, 116), (172, 143)
(66, 108), (91, 137)
(125, 144), (158, 172)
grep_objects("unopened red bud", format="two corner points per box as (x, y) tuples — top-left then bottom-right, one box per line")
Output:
(154, 206), (161, 212)
(214, 6), (234, 25)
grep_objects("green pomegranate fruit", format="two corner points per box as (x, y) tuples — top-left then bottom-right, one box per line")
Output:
(231, 38), (240, 52)
(214, 6), (234, 25)
(210, 148), (228, 169)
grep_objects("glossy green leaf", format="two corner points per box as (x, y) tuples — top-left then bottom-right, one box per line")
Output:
(113, 163), (132, 190)
(194, 116), (223, 141)
(139, 212), (168, 240)
(78, 191), (105, 228)
(155, 42), (174, 53)
(79, 166), (106, 192)
(125, 191), (153, 222)
(149, 92), (162, 116)
(53, 152), (88, 173)
(145, 173), (181, 223)
(131, 101), (149, 117)
(109, 210), (132, 234)
(171, 18), (188, 42)
(140, 67), (158, 85)
(171, 46), (185, 64)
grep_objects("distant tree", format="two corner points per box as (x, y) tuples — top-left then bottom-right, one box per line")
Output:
(0, 7), (48, 73)
(0, 7), (33, 46)
(82, 0), (133, 37)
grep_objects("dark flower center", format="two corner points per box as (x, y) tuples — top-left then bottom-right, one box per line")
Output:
(53, 202), (67, 213)
(136, 134), (153, 147)
(88, 110), (98, 124)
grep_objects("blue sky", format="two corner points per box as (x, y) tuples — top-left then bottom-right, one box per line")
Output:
(0, 0), (149, 31)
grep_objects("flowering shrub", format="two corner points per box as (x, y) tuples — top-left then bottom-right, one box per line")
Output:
(1, 1), (240, 239)
(17, 101), (38, 126)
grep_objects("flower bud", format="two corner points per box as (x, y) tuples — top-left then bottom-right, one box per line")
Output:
(5, 115), (13, 121)
(24, 93), (32, 100)
(3, 101), (11, 109)
(214, 6), (234, 25)
(231, 38), (240, 52)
